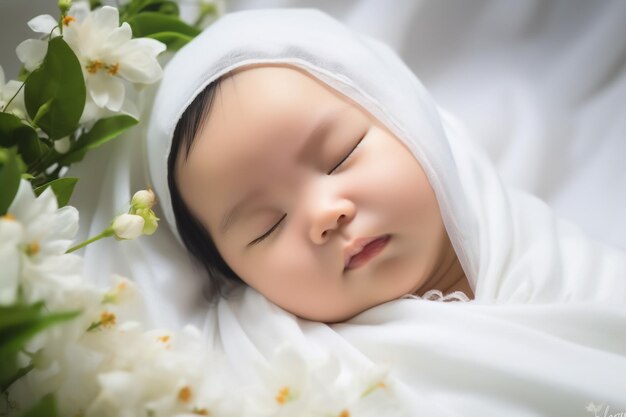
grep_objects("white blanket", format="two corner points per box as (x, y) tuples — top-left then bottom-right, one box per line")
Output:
(66, 2), (626, 415)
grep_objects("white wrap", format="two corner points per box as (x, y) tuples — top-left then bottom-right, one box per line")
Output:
(70, 6), (626, 416)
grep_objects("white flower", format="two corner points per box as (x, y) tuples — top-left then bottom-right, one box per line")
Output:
(0, 65), (27, 119)
(15, 12), (64, 71)
(6, 179), (83, 305)
(131, 189), (156, 210)
(244, 343), (341, 417)
(129, 189), (160, 236)
(8, 179), (79, 259)
(16, 2), (165, 119)
(16, 38), (49, 72)
(0, 215), (23, 305)
(62, 6), (165, 112)
(99, 275), (148, 325)
(112, 213), (144, 240)
(15, 2), (90, 71)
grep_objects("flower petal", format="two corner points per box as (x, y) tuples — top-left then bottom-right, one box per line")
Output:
(102, 24), (132, 51)
(68, 1), (90, 22)
(0, 219), (23, 305)
(105, 77), (125, 112)
(27, 14), (59, 35)
(116, 38), (165, 83)
(79, 95), (107, 125)
(8, 180), (42, 224)
(16, 39), (48, 72)
(2, 80), (27, 118)
(92, 6), (120, 33)
(86, 72), (112, 108)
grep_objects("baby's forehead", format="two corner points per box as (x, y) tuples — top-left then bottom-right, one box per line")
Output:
(195, 66), (347, 142)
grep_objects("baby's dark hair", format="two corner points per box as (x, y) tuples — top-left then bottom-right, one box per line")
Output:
(167, 76), (244, 301)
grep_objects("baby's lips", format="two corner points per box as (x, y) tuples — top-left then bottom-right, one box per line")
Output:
(343, 235), (387, 269)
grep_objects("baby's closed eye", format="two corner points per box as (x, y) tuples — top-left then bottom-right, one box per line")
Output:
(327, 132), (366, 175)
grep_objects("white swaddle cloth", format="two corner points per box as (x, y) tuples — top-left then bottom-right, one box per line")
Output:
(83, 7), (626, 416)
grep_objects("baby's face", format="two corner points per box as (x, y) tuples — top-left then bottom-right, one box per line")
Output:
(176, 64), (451, 322)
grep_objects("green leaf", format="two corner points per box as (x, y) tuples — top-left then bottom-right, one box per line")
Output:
(0, 308), (80, 354)
(24, 37), (86, 140)
(0, 302), (46, 332)
(57, 114), (138, 165)
(148, 31), (194, 51)
(127, 12), (200, 41)
(0, 113), (49, 165)
(0, 147), (24, 216)
(0, 113), (37, 148)
(0, 303), (80, 392)
(120, 0), (179, 21)
(19, 136), (49, 166)
(33, 177), (78, 207)
(19, 393), (61, 417)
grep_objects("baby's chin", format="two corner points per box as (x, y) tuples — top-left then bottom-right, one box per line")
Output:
(288, 299), (384, 324)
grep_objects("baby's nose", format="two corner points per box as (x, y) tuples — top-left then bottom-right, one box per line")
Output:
(309, 200), (355, 244)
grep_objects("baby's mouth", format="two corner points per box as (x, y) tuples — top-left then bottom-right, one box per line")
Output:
(343, 235), (391, 271)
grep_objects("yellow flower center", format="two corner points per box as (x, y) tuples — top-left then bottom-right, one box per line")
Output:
(86, 60), (103, 74)
(100, 311), (116, 327)
(192, 408), (209, 415)
(1, 214), (16, 221)
(275, 386), (294, 405)
(63, 15), (76, 26)
(26, 242), (40, 256)
(107, 63), (120, 76)
(157, 335), (170, 344)
(339, 410), (350, 417)
(86, 60), (121, 76)
(178, 386), (192, 403)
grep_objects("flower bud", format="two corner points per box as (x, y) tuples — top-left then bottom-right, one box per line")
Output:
(112, 214), (144, 240)
(140, 209), (159, 235)
(54, 136), (71, 154)
(131, 189), (156, 210)
(58, 0), (72, 14)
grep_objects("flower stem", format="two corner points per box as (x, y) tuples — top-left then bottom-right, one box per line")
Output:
(0, 364), (34, 394)
(66, 227), (114, 253)
(1, 74), (28, 114)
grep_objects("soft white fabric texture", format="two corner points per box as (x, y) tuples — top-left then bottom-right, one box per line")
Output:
(67, 4), (626, 416)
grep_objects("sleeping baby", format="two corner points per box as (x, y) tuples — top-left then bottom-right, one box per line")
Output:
(146, 8), (626, 324)
(168, 63), (473, 323)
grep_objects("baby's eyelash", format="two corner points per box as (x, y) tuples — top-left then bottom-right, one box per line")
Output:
(249, 213), (287, 246)
(327, 133), (366, 175)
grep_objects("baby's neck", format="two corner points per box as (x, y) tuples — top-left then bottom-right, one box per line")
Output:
(416, 242), (474, 300)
